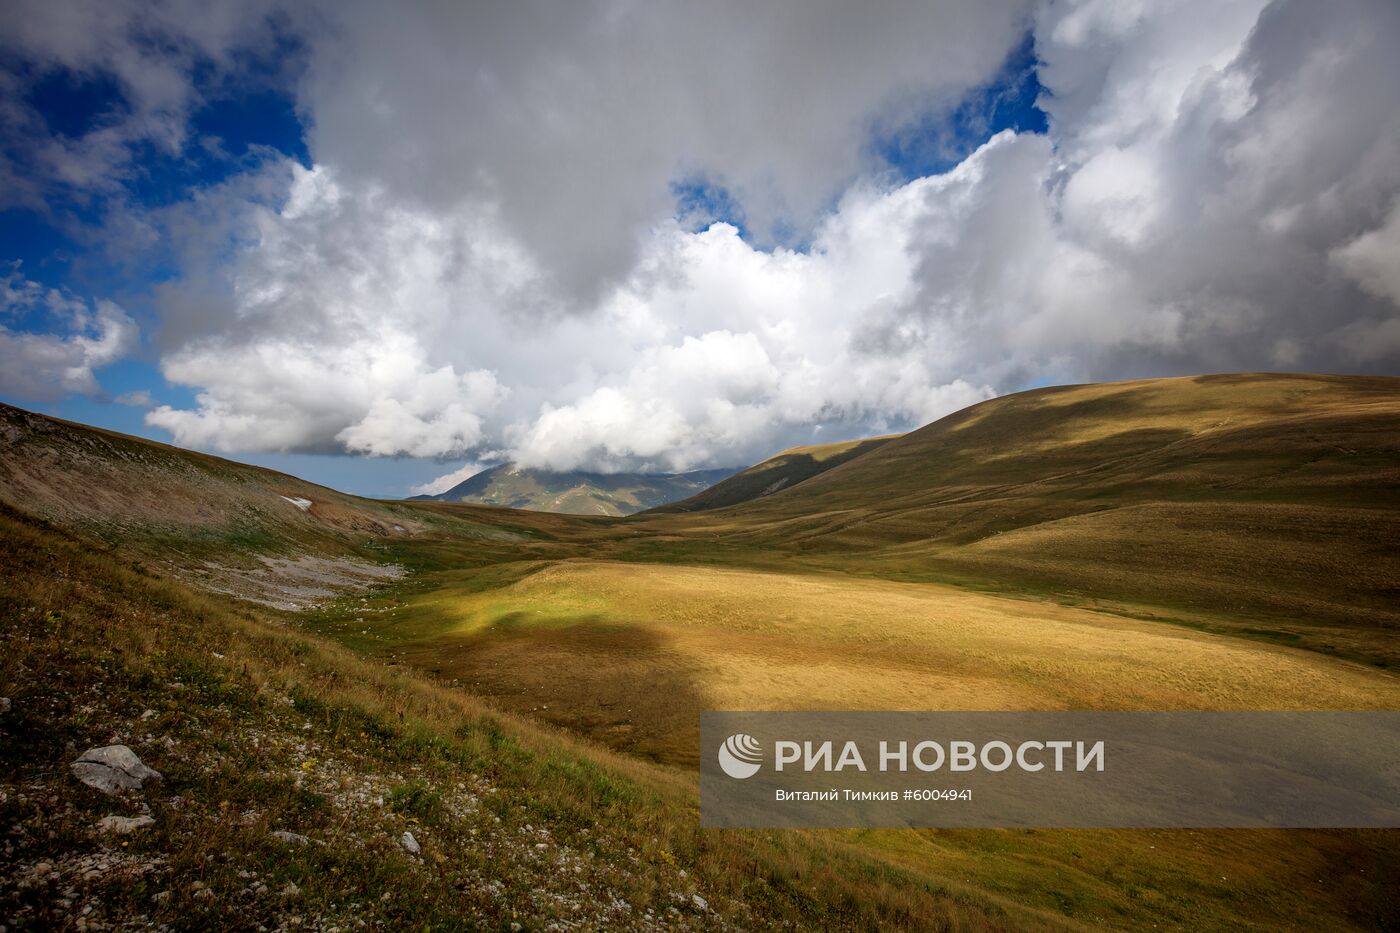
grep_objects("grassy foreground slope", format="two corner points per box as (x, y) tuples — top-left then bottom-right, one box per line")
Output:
(627, 373), (1400, 667)
(647, 436), (898, 513)
(0, 505), (1036, 931)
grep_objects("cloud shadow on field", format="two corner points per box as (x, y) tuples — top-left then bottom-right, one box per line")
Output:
(395, 614), (715, 769)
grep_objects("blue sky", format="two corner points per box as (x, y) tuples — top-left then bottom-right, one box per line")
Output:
(0, 21), (1050, 497)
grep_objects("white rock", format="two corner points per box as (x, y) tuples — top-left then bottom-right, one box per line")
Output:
(400, 831), (421, 854)
(270, 830), (311, 846)
(0, 697), (10, 713)
(72, 745), (162, 794)
(692, 894), (708, 911)
(95, 814), (154, 834)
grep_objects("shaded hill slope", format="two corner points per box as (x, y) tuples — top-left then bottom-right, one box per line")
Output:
(0, 402), (421, 553)
(427, 462), (732, 515)
(0, 403), (478, 608)
(0, 403), (623, 608)
(645, 435), (898, 513)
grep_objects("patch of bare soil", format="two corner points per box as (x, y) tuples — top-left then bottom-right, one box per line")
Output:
(181, 555), (405, 610)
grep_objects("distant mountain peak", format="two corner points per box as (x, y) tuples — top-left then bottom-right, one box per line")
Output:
(424, 461), (734, 516)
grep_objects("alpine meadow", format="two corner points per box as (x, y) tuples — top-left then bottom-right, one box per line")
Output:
(3, 1), (1400, 931)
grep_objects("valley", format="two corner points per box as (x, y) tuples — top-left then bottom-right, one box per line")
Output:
(3, 372), (1399, 930)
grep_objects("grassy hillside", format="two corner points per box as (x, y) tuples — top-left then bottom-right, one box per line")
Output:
(0, 504), (1024, 931)
(0, 402), (432, 609)
(354, 559), (1400, 768)
(625, 373), (1400, 667)
(428, 463), (734, 516)
(647, 435), (899, 513)
(3, 374), (1400, 931)
(329, 549), (1400, 931)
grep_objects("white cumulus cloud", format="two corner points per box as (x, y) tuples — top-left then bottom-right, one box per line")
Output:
(0, 272), (138, 401)
(410, 462), (489, 497)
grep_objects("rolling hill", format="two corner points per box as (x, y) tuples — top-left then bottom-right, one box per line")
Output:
(421, 462), (734, 515)
(4, 373), (1400, 931)
(644, 434), (899, 513)
(626, 372), (1400, 667)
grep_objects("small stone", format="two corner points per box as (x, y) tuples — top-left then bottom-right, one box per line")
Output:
(400, 831), (421, 854)
(72, 746), (162, 794)
(96, 814), (154, 834)
(692, 894), (708, 911)
(0, 697), (10, 713)
(270, 830), (311, 846)
(280, 882), (300, 898)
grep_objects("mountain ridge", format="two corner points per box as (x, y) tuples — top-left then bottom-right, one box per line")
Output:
(644, 434), (900, 513)
(422, 461), (734, 515)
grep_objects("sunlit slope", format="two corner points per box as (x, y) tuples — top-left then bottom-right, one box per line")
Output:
(709, 373), (1400, 523)
(646, 435), (898, 513)
(636, 374), (1400, 664)
(1, 506), (1041, 932)
(316, 557), (1400, 931)
(336, 561), (1400, 768)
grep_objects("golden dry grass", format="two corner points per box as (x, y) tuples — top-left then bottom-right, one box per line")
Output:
(6, 373), (1400, 930)
(323, 558), (1400, 931)
(620, 373), (1400, 667)
(361, 561), (1400, 769)
(0, 506), (1021, 931)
